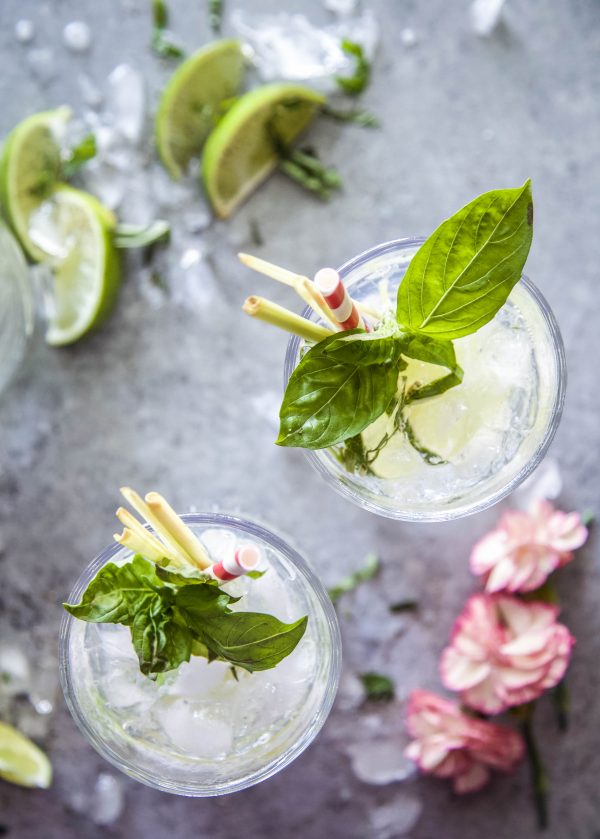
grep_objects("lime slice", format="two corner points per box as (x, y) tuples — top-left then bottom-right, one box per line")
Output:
(33, 185), (121, 346)
(0, 722), (52, 788)
(0, 107), (71, 262)
(156, 39), (245, 181)
(202, 83), (326, 219)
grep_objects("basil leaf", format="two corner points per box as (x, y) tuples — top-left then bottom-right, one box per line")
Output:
(396, 181), (533, 339)
(155, 565), (211, 586)
(63, 556), (164, 624)
(328, 553), (380, 604)
(191, 613), (308, 672)
(278, 333), (399, 449)
(336, 39), (371, 96)
(131, 607), (192, 677)
(322, 327), (407, 367)
(360, 672), (395, 702)
(63, 133), (97, 178)
(174, 584), (238, 620)
(402, 335), (464, 401)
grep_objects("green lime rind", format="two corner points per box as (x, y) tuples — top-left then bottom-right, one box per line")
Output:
(202, 83), (325, 219)
(0, 721), (52, 789)
(156, 39), (245, 181)
(44, 185), (121, 347)
(0, 107), (71, 262)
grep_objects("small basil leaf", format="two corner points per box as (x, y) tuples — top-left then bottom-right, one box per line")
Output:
(322, 327), (407, 367)
(278, 333), (399, 449)
(336, 39), (371, 96)
(175, 583), (238, 620)
(402, 335), (464, 402)
(192, 613), (308, 672)
(131, 608), (192, 677)
(63, 133), (97, 178)
(360, 672), (395, 702)
(63, 556), (164, 624)
(155, 565), (212, 586)
(396, 181), (533, 339)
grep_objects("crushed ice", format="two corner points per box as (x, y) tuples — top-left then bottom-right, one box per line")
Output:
(63, 21), (92, 53)
(470, 0), (506, 36)
(232, 10), (379, 92)
(368, 792), (423, 837)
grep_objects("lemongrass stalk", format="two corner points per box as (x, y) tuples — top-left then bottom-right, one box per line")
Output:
(299, 278), (341, 329)
(356, 300), (382, 320)
(119, 487), (193, 569)
(243, 296), (333, 343)
(145, 492), (211, 570)
(114, 528), (168, 564)
(115, 507), (176, 561)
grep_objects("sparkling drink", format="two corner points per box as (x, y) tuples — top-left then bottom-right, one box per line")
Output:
(60, 513), (341, 796)
(284, 239), (565, 521)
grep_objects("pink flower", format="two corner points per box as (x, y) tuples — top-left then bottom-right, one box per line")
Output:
(404, 690), (524, 793)
(440, 594), (574, 714)
(470, 500), (588, 593)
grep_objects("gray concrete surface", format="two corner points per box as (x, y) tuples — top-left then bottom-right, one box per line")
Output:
(0, 0), (599, 837)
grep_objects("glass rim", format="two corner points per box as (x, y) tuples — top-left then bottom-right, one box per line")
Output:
(59, 512), (342, 796)
(283, 237), (567, 522)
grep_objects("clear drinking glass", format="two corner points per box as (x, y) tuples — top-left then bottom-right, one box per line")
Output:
(284, 238), (566, 521)
(59, 513), (341, 796)
(0, 222), (34, 397)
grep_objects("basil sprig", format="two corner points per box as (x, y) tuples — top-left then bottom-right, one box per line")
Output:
(278, 182), (533, 455)
(64, 556), (307, 678)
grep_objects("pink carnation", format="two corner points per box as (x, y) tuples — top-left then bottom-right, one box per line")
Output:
(470, 500), (588, 593)
(405, 690), (524, 793)
(440, 594), (574, 714)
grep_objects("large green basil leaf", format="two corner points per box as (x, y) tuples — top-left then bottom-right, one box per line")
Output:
(396, 181), (533, 339)
(277, 333), (399, 449)
(191, 612), (308, 672)
(131, 607), (192, 677)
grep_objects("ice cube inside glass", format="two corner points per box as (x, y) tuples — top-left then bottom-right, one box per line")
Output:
(59, 514), (341, 796)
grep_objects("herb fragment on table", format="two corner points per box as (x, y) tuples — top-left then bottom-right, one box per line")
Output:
(388, 598), (419, 614)
(581, 509), (595, 527)
(63, 133), (97, 178)
(113, 220), (171, 249)
(151, 0), (185, 58)
(335, 39), (371, 96)
(321, 104), (380, 128)
(328, 553), (380, 604)
(209, 0), (223, 34)
(360, 672), (395, 702)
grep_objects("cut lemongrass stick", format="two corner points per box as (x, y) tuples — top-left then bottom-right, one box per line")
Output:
(114, 528), (169, 564)
(243, 296), (333, 343)
(355, 300), (382, 320)
(238, 253), (339, 329)
(115, 507), (175, 561)
(145, 491), (211, 570)
(119, 487), (193, 569)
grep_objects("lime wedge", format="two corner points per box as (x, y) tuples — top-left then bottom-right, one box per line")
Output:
(0, 722), (52, 788)
(0, 107), (71, 262)
(202, 83), (325, 219)
(156, 39), (245, 181)
(33, 185), (121, 346)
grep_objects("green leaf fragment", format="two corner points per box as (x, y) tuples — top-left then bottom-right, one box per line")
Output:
(328, 553), (380, 604)
(396, 181), (533, 340)
(152, 0), (169, 29)
(360, 671), (395, 702)
(321, 104), (380, 128)
(336, 39), (371, 96)
(401, 335), (463, 402)
(113, 220), (170, 249)
(151, 29), (185, 59)
(63, 133), (97, 178)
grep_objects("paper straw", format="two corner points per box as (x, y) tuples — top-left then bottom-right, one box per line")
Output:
(314, 268), (369, 331)
(210, 544), (262, 582)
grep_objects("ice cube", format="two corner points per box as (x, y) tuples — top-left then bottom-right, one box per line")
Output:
(368, 793), (423, 837)
(168, 657), (232, 698)
(200, 529), (236, 563)
(83, 160), (126, 209)
(101, 668), (157, 710)
(470, 0), (506, 36)
(400, 28), (418, 47)
(158, 699), (234, 758)
(0, 643), (31, 696)
(105, 64), (146, 145)
(323, 0), (358, 16)
(510, 458), (562, 510)
(90, 774), (125, 826)
(15, 19), (35, 44)
(78, 73), (103, 108)
(268, 638), (315, 685)
(335, 670), (365, 711)
(63, 21), (92, 52)
(27, 49), (58, 86)
(346, 739), (417, 785)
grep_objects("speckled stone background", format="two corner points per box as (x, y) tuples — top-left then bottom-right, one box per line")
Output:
(0, 0), (599, 837)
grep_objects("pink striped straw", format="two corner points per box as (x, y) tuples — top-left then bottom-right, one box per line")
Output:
(210, 544), (261, 582)
(314, 268), (369, 332)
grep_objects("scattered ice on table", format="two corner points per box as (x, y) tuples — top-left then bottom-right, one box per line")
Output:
(63, 21), (92, 52)
(90, 774), (125, 826)
(150, 165), (198, 212)
(346, 739), (416, 785)
(250, 391), (281, 430)
(0, 642), (31, 697)
(27, 48), (58, 85)
(232, 10), (378, 91)
(335, 670), (365, 711)
(78, 73), (103, 108)
(470, 0), (506, 36)
(323, 0), (358, 16)
(157, 698), (234, 757)
(105, 64), (146, 145)
(510, 458), (562, 510)
(169, 247), (221, 312)
(15, 19), (35, 44)
(368, 792), (423, 837)
(182, 205), (212, 235)
(400, 28), (418, 47)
